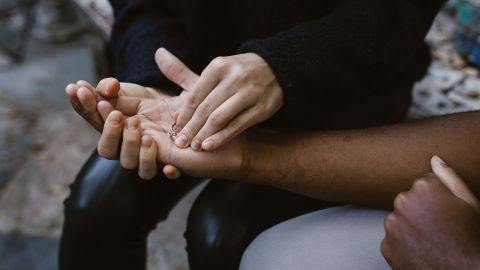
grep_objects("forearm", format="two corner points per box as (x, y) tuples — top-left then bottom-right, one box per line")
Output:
(239, 111), (480, 208)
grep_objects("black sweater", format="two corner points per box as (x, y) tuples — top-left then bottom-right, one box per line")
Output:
(109, 0), (445, 129)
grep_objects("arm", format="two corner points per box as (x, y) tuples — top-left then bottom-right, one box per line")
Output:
(97, 99), (480, 206)
(238, 0), (445, 122)
(109, 0), (195, 92)
(240, 110), (480, 208)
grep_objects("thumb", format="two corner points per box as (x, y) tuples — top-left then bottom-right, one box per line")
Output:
(155, 48), (199, 91)
(431, 155), (480, 211)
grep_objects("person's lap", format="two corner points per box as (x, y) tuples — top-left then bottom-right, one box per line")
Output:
(240, 205), (391, 270)
(59, 80), (413, 269)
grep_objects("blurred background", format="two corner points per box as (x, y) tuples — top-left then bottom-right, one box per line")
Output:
(1, 0), (480, 269)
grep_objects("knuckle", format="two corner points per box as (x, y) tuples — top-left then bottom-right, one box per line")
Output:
(412, 177), (431, 191)
(384, 213), (396, 232)
(209, 113), (226, 128)
(231, 67), (247, 80)
(380, 240), (391, 260)
(185, 93), (198, 107)
(139, 154), (152, 165)
(197, 102), (213, 119)
(124, 135), (138, 145)
(393, 192), (407, 209)
(228, 118), (242, 130)
(211, 56), (227, 68)
(182, 125), (196, 137)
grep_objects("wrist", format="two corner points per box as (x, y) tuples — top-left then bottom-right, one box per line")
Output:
(235, 129), (282, 183)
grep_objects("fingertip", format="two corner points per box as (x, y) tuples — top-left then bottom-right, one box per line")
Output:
(155, 47), (169, 57)
(202, 139), (215, 151)
(191, 138), (202, 151)
(77, 87), (90, 98)
(141, 135), (153, 149)
(65, 84), (78, 95)
(174, 134), (189, 148)
(431, 155), (447, 167)
(97, 100), (114, 121)
(76, 80), (88, 86)
(106, 78), (121, 96)
(107, 110), (123, 125)
(97, 77), (120, 97)
(163, 165), (181, 180)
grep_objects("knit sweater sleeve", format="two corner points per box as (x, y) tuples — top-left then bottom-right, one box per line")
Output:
(109, 0), (193, 93)
(238, 0), (445, 118)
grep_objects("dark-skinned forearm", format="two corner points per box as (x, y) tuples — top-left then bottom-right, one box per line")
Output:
(238, 111), (480, 208)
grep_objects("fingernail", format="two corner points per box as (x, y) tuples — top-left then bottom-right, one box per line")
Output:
(142, 136), (152, 148)
(175, 134), (188, 147)
(191, 138), (202, 150)
(78, 87), (87, 95)
(110, 113), (121, 124)
(203, 140), (214, 151)
(433, 155), (446, 165)
(173, 125), (182, 133)
(128, 118), (138, 130)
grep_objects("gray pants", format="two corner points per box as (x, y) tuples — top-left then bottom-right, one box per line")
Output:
(240, 206), (391, 270)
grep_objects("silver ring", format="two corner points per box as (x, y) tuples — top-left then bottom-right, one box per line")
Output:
(168, 122), (177, 141)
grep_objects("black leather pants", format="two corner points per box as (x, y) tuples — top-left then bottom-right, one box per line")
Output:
(59, 152), (333, 270)
(59, 79), (414, 270)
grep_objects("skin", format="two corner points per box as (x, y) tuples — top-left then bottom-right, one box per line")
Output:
(93, 106), (480, 208)
(382, 156), (480, 269)
(68, 52), (480, 269)
(172, 51), (283, 152)
(65, 50), (186, 179)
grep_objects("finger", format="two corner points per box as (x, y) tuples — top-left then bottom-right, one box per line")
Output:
(77, 87), (104, 131)
(76, 80), (96, 93)
(191, 92), (255, 150)
(97, 111), (124, 159)
(65, 83), (83, 112)
(174, 74), (222, 147)
(96, 77), (121, 98)
(431, 155), (480, 211)
(120, 118), (141, 169)
(97, 100), (114, 121)
(177, 80), (237, 149)
(77, 80), (104, 102)
(163, 165), (182, 180)
(139, 135), (158, 180)
(202, 107), (259, 151)
(155, 47), (199, 91)
(112, 96), (142, 116)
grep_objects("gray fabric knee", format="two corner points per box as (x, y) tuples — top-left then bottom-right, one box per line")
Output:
(240, 206), (391, 270)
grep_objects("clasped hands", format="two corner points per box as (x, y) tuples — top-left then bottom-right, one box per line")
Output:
(66, 48), (283, 179)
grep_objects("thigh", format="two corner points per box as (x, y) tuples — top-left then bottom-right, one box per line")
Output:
(240, 206), (391, 270)
(60, 151), (200, 270)
(185, 180), (336, 270)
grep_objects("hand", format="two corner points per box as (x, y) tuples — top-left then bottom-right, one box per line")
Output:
(93, 50), (246, 180)
(99, 111), (246, 180)
(66, 76), (183, 179)
(65, 77), (164, 132)
(381, 156), (480, 270)
(169, 51), (283, 151)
